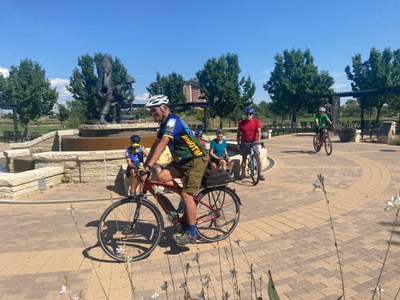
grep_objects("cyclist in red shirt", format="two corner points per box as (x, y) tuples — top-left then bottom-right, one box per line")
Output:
(237, 107), (265, 181)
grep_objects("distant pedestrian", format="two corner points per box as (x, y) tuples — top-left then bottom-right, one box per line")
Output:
(209, 128), (233, 173)
(323, 100), (332, 119)
(237, 107), (265, 181)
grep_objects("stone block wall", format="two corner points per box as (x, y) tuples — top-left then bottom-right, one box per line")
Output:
(0, 166), (64, 200)
(33, 150), (127, 183)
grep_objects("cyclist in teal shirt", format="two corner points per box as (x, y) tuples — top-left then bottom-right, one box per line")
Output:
(209, 129), (232, 172)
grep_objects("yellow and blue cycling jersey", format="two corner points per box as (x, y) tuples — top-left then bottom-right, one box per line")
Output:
(157, 114), (206, 163)
(125, 146), (144, 167)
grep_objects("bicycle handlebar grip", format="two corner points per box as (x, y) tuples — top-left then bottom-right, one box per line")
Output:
(138, 168), (149, 176)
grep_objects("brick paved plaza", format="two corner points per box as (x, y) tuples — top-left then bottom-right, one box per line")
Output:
(0, 134), (399, 299)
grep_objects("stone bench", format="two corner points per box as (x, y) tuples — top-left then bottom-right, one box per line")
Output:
(0, 166), (64, 201)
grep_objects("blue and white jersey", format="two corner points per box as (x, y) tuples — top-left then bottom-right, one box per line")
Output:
(157, 114), (206, 162)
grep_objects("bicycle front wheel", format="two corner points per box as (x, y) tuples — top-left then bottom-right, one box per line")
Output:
(249, 154), (261, 185)
(324, 136), (332, 156)
(98, 198), (164, 262)
(195, 187), (240, 242)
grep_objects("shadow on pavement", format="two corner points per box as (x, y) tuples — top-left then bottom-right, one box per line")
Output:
(281, 150), (318, 155)
(106, 185), (125, 196)
(82, 220), (193, 263)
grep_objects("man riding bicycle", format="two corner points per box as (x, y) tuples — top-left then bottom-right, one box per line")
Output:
(143, 95), (208, 246)
(315, 106), (333, 145)
(237, 107), (265, 181)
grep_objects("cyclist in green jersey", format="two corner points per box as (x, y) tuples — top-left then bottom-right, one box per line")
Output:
(315, 107), (333, 144)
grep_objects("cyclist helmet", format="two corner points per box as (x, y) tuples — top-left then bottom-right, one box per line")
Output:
(319, 107), (326, 112)
(195, 129), (203, 136)
(145, 95), (169, 108)
(245, 107), (256, 115)
(216, 128), (224, 134)
(130, 134), (140, 143)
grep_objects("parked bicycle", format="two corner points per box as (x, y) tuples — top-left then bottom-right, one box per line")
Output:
(313, 126), (332, 155)
(243, 141), (265, 185)
(98, 169), (241, 262)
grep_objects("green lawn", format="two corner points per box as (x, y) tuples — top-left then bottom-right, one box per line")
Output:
(0, 119), (76, 142)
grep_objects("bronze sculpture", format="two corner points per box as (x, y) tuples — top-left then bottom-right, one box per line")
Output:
(96, 54), (134, 124)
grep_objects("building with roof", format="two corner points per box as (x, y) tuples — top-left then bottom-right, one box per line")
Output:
(183, 78), (206, 103)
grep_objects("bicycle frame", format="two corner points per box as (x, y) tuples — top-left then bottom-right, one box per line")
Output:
(137, 174), (221, 225)
(243, 141), (264, 172)
(317, 127), (329, 145)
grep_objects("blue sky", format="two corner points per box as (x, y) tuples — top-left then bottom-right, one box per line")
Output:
(1, 0), (399, 105)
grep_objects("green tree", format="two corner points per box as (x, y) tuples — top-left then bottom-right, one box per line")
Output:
(147, 72), (186, 103)
(57, 104), (70, 126)
(264, 48), (334, 127)
(345, 47), (400, 123)
(66, 99), (86, 128)
(196, 53), (256, 128)
(3, 59), (58, 135)
(67, 53), (130, 123)
(341, 99), (361, 118)
(258, 101), (274, 123)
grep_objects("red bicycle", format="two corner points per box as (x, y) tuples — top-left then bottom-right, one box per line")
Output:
(313, 126), (332, 155)
(98, 170), (241, 262)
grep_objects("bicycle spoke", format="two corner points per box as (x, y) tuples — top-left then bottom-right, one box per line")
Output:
(98, 198), (164, 262)
(196, 187), (240, 242)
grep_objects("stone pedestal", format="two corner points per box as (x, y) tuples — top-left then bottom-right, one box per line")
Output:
(377, 122), (397, 144)
(267, 129), (272, 139)
(352, 130), (362, 143)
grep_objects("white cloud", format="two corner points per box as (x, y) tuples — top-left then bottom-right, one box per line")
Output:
(134, 92), (150, 103)
(0, 67), (9, 78)
(50, 78), (73, 105)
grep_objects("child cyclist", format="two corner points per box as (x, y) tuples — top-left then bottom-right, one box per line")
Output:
(315, 107), (333, 145)
(125, 134), (149, 198)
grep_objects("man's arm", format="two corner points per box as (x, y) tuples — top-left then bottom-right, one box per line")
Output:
(140, 145), (149, 157)
(237, 130), (242, 145)
(256, 119), (262, 141)
(256, 127), (261, 141)
(145, 136), (170, 168)
(146, 139), (160, 161)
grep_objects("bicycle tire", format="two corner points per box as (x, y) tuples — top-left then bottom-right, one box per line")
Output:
(313, 135), (321, 152)
(324, 136), (333, 156)
(249, 154), (261, 185)
(98, 197), (164, 262)
(195, 187), (240, 242)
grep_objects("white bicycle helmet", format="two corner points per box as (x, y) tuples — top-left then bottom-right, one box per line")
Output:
(145, 95), (169, 108)
(319, 107), (326, 112)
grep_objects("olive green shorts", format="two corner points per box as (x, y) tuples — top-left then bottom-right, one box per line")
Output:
(166, 156), (208, 194)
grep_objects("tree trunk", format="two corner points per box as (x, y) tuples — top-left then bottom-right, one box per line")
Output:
(24, 126), (28, 140)
(360, 97), (365, 134)
(375, 105), (382, 124)
(291, 104), (297, 133)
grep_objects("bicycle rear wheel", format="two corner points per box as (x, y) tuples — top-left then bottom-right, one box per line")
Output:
(195, 187), (240, 242)
(324, 136), (332, 156)
(98, 197), (164, 262)
(313, 135), (321, 152)
(249, 154), (261, 185)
